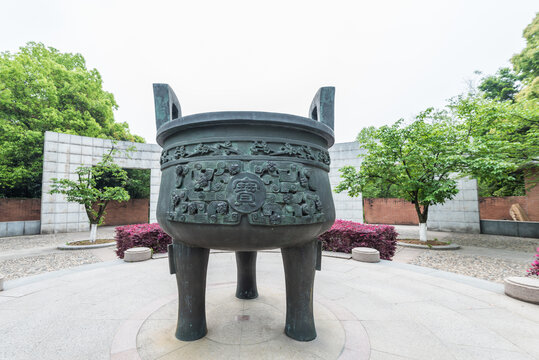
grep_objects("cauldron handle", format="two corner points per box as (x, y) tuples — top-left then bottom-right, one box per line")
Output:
(153, 83), (182, 131)
(308, 87), (335, 131)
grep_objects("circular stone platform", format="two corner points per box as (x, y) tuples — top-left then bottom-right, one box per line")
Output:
(134, 285), (366, 359)
(124, 247), (152, 262)
(352, 247), (380, 263)
(504, 276), (539, 304)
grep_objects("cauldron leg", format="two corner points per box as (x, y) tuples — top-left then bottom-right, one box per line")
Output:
(235, 251), (258, 299)
(171, 241), (210, 341)
(281, 239), (317, 341)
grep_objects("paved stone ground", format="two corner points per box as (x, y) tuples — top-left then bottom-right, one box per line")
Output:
(1, 252), (538, 360)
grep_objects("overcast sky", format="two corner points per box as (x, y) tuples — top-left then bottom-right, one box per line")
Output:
(2, 1), (537, 144)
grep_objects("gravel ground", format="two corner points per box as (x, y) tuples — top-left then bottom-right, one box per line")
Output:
(0, 236), (67, 252)
(393, 226), (538, 252)
(0, 226), (117, 252)
(445, 234), (538, 252)
(410, 251), (531, 283)
(0, 251), (101, 280)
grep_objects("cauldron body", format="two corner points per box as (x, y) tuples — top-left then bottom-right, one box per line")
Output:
(154, 85), (335, 342)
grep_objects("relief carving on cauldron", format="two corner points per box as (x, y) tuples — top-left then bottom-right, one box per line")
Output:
(160, 139), (331, 167)
(167, 160), (324, 226)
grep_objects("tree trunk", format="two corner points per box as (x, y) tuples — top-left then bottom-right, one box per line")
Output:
(90, 223), (98, 243)
(413, 200), (429, 242)
(419, 222), (427, 242)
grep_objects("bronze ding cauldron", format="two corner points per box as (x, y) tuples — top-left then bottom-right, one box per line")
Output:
(153, 84), (335, 342)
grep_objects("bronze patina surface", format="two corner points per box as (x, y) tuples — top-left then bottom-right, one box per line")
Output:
(154, 84), (335, 342)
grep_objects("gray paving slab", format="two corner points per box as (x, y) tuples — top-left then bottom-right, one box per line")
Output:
(393, 301), (521, 352)
(0, 252), (537, 360)
(363, 319), (455, 360)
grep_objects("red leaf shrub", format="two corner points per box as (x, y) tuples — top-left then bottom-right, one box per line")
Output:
(318, 219), (398, 260)
(527, 247), (539, 277)
(115, 223), (172, 259)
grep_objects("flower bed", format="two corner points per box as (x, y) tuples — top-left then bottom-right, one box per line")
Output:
(318, 220), (398, 260)
(115, 223), (172, 259)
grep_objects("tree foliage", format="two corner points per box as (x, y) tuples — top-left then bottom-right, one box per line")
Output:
(49, 149), (130, 225)
(336, 109), (465, 223)
(0, 42), (144, 198)
(511, 13), (539, 100)
(125, 169), (151, 199)
(455, 13), (539, 196)
(478, 67), (521, 102)
(358, 177), (400, 199)
(450, 96), (539, 196)
(98, 167), (151, 199)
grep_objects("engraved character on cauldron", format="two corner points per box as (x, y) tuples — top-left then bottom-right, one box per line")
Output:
(153, 84), (335, 342)
(233, 177), (259, 207)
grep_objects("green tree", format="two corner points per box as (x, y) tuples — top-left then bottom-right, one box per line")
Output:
(478, 67), (521, 102)
(336, 109), (465, 241)
(512, 13), (539, 100)
(359, 177), (401, 199)
(50, 149), (130, 242)
(124, 169), (151, 199)
(97, 167), (151, 199)
(460, 13), (539, 196)
(0, 42), (144, 198)
(450, 95), (539, 195)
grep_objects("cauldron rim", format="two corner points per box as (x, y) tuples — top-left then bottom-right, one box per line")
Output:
(156, 111), (335, 147)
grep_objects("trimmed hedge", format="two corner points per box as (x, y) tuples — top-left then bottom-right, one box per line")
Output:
(115, 223), (171, 259)
(318, 219), (398, 260)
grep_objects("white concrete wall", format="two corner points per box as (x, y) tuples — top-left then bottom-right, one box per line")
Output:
(41, 132), (161, 234)
(427, 177), (480, 233)
(328, 142), (365, 223)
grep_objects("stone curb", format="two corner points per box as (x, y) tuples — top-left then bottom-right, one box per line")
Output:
(397, 242), (460, 250)
(57, 241), (116, 250)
